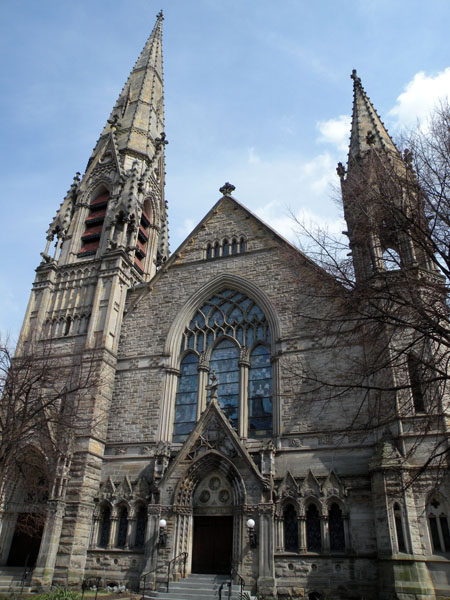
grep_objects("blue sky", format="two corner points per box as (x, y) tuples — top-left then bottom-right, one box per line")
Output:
(1, 0), (450, 339)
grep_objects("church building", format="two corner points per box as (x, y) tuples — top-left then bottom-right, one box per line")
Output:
(1, 12), (449, 600)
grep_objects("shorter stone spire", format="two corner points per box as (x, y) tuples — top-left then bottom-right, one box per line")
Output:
(348, 69), (399, 163)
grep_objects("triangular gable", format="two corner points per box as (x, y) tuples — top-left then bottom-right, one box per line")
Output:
(322, 469), (346, 498)
(85, 131), (123, 182)
(277, 470), (299, 500)
(299, 469), (321, 498)
(125, 192), (341, 315)
(159, 399), (267, 490)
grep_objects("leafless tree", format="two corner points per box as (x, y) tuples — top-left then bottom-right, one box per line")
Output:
(292, 103), (450, 485)
(0, 334), (99, 523)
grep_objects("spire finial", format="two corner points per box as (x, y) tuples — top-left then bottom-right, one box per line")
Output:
(219, 182), (236, 197)
(351, 69), (361, 85)
(157, 9), (164, 20)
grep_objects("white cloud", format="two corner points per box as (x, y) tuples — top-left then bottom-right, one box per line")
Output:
(389, 68), (450, 130)
(316, 115), (351, 152)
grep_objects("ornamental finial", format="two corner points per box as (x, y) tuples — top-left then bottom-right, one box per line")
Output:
(219, 182), (236, 197)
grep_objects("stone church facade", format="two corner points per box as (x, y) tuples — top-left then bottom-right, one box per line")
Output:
(1, 12), (449, 600)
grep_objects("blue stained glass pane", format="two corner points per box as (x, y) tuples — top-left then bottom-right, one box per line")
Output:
(183, 353), (198, 364)
(216, 371), (240, 384)
(211, 310), (224, 325)
(249, 305), (264, 320)
(229, 307), (243, 323)
(174, 421), (195, 435)
(207, 330), (214, 347)
(237, 327), (244, 345)
(249, 381), (271, 397)
(194, 314), (205, 328)
(231, 292), (243, 303)
(197, 334), (204, 352)
(221, 289), (233, 298)
(252, 345), (269, 356)
(239, 297), (252, 311)
(246, 327), (254, 348)
(256, 324), (265, 341)
(178, 378), (198, 393)
(188, 335), (195, 349)
(175, 403), (197, 422)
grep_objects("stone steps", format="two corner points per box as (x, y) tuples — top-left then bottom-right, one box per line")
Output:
(144, 573), (242, 600)
(0, 567), (33, 593)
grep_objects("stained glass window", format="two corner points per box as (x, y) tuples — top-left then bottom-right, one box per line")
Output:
(175, 288), (272, 438)
(284, 505), (299, 552)
(210, 339), (240, 428)
(428, 498), (450, 553)
(329, 503), (345, 552)
(306, 504), (322, 552)
(249, 345), (272, 435)
(173, 353), (199, 442)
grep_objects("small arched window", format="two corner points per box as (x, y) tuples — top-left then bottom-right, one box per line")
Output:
(231, 238), (238, 255)
(428, 498), (450, 553)
(173, 354), (199, 443)
(283, 504), (299, 552)
(222, 239), (230, 256)
(393, 503), (406, 552)
(116, 506), (128, 548)
(306, 504), (321, 552)
(99, 504), (111, 548)
(206, 243), (213, 259)
(240, 237), (246, 253)
(214, 242), (220, 258)
(329, 503), (345, 552)
(134, 505), (147, 548)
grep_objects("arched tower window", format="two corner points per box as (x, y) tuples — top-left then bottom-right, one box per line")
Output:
(306, 504), (321, 552)
(134, 200), (152, 273)
(382, 247), (401, 271)
(173, 353), (199, 443)
(99, 504), (111, 548)
(283, 504), (299, 552)
(393, 503), (406, 552)
(79, 190), (110, 257)
(329, 503), (345, 552)
(173, 288), (272, 441)
(428, 497), (450, 553)
(116, 505), (128, 548)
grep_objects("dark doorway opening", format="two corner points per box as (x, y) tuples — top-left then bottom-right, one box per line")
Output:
(7, 513), (44, 567)
(192, 516), (233, 574)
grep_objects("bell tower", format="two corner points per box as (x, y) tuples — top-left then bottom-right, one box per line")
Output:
(338, 70), (436, 283)
(15, 12), (168, 587)
(20, 10), (168, 350)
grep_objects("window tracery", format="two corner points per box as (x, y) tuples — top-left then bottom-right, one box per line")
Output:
(173, 288), (272, 441)
(428, 497), (450, 553)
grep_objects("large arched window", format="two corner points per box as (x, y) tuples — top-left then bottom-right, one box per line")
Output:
(173, 288), (272, 441)
(116, 505), (128, 548)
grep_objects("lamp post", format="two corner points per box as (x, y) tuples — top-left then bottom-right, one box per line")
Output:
(159, 518), (167, 547)
(247, 518), (257, 548)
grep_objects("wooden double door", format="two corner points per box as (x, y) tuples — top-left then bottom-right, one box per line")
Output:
(192, 516), (233, 574)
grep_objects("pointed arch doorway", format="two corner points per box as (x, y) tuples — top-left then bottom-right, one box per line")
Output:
(191, 470), (233, 574)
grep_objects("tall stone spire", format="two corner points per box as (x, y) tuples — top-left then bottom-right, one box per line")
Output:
(88, 10), (165, 170)
(348, 69), (399, 163)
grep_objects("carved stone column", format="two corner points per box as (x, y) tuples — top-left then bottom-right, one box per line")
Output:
(32, 501), (66, 588)
(142, 506), (161, 590)
(299, 516), (307, 553)
(90, 515), (101, 548)
(239, 348), (250, 438)
(256, 505), (275, 597)
(198, 354), (209, 417)
(321, 514), (329, 553)
(108, 515), (119, 549)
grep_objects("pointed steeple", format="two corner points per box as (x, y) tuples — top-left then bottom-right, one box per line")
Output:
(88, 10), (165, 170)
(348, 69), (399, 163)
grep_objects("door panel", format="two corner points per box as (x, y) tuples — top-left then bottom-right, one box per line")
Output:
(192, 516), (233, 574)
